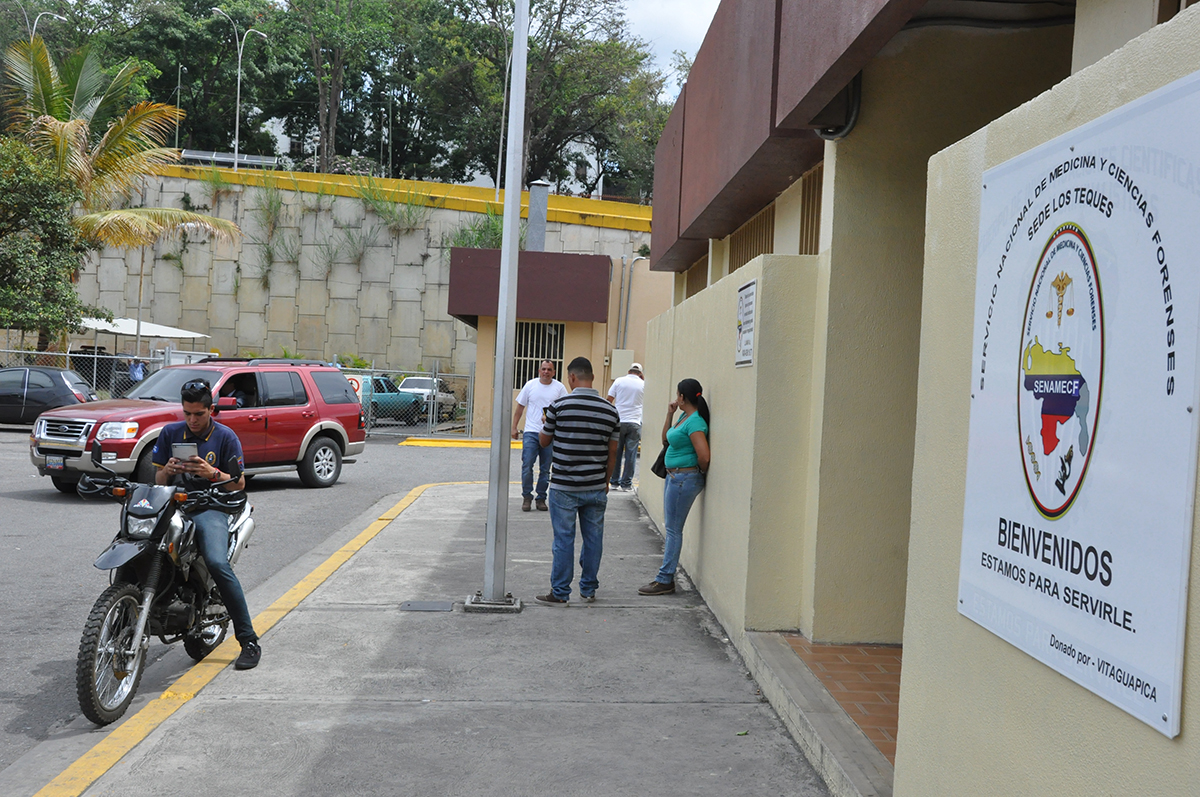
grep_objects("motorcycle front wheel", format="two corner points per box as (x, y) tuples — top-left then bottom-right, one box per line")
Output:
(76, 583), (146, 725)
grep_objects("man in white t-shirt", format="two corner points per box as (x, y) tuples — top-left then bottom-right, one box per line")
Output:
(512, 360), (568, 511)
(606, 362), (645, 490)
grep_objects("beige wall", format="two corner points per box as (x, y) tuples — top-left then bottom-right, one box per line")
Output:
(1072, 0), (1159, 72)
(641, 255), (824, 639)
(809, 23), (1072, 643)
(895, 9), (1200, 794)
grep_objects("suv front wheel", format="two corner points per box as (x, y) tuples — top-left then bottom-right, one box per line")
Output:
(299, 436), (342, 488)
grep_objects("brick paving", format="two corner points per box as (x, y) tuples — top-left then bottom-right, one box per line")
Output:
(782, 634), (902, 764)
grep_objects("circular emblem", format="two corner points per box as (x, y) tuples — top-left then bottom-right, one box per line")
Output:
(1017, 222), (1104, 519)
(205, 451), (217, 465)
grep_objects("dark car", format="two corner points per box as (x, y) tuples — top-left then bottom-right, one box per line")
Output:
(0, 367), (97, 424)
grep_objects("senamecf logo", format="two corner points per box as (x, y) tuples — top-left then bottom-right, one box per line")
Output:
(1017, 222), (1104, 519)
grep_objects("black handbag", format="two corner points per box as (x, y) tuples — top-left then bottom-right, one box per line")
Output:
(650, 444), (668, 479)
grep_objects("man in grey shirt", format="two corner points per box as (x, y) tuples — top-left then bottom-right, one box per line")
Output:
(535, 357), (620, 604)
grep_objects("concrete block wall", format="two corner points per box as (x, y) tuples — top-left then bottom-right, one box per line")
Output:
(74, 173), (651, 373)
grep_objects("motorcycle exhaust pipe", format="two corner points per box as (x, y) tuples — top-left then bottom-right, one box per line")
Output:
(228, 516), (255, 565)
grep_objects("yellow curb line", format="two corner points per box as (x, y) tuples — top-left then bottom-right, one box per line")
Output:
(34, 480), (485, 797)
(399, 438), (521, 449)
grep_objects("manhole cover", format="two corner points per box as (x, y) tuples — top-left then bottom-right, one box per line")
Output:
(399, 601), (454, 612)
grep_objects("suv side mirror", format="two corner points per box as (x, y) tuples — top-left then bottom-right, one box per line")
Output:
(215, 396), (238, 413)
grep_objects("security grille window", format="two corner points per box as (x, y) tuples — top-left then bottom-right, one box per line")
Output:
(513, 322), (564, 385)
(729, 204), (775, 273)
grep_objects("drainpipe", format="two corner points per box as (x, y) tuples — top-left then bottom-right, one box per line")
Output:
(622, 256), (647, 349)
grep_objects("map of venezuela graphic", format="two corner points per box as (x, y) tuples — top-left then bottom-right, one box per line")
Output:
(1023, 336), (1091, 456)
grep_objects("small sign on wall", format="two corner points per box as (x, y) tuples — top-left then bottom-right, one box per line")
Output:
(959, 68), (1200, 737)
(736, 279), (757, 367)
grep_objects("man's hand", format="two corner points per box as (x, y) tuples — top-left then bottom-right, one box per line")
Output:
(511, 428), (521, 440)
(180, 455), (218, 480)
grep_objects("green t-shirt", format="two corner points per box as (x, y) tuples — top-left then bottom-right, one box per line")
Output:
(664, 411), (708, 469)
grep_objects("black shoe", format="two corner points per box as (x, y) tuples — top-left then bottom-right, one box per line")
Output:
(536, 499), (548, 511)
(638, 580), (675, 595)
(581, 593), (596, 603)
(535, 592), (568, 605)
(235, 640), (261, 670)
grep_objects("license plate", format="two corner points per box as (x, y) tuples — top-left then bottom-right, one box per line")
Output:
(46, 455), (64, 471)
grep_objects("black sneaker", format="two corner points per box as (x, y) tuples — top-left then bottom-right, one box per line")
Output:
(581, 593), (596, 603)
(235, 640), (261, 670)
(535, 593), (568, 605)
(637, 580), (675, 596)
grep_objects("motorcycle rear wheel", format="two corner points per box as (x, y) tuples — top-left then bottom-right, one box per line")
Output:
(183, 610), (229, 661)
(76, 583), (146, 725)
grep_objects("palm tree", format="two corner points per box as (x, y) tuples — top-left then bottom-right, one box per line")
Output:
(2, 36), (240, 353)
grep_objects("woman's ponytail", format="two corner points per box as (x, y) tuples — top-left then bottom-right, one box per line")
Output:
(677, 378), (710, 426)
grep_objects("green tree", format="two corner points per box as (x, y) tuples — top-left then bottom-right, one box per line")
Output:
(0, 138), (106, 337)
(2, 35), (238, 247)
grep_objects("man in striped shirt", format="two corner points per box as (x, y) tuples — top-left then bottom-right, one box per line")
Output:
(535, 357), (620, 604)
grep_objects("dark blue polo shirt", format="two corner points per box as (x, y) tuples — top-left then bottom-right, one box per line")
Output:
(152, 419), (245, 490)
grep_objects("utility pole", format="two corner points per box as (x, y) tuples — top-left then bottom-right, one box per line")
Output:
(174, 64), (187, 149)
(466, 0), (531, 613)
(212, 8), (267, 172)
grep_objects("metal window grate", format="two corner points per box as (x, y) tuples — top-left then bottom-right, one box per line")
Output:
(798, 162), (823, 256)
(686, 255), (708, 298)
(729, 204), (775, 273)
(513, 322), (565, 385)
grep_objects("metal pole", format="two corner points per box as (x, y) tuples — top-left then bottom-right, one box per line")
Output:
(494, 28), (511, 203)
(473, 0), (530, 611)
(175, 64), (185, 149)
(212, 9), (266, 173)
(135, 247), (146, 358)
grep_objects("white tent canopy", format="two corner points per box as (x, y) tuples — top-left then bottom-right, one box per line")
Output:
(80, 317), (210, 340)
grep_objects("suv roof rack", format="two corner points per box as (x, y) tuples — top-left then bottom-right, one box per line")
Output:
(195, 357), (333, 366)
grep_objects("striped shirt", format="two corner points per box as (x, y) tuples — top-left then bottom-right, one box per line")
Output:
(543, 387), (620, 491)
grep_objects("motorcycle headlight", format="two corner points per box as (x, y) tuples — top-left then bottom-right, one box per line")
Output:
(97, 422), (139, 441)
(125, 516), (157, 539)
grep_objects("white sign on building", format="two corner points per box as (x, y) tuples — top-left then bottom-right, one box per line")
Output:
(736, 279), (757, 367)
(959, 68), (1200, 737)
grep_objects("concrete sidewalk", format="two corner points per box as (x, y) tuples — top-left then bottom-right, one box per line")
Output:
(70, 483), (831, 796)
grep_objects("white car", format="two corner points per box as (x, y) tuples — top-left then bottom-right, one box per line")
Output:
(396, 377), (457, 421)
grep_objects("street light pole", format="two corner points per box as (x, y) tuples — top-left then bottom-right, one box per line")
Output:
(466, 0), (530, 613)
(212, 8), (267, 172)
(174, 64), (187, 149)
(30, 12), (65, 39)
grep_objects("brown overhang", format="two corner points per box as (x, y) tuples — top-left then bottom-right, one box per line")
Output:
(447, 248), (610, 328)
(651, 0), (923, 272)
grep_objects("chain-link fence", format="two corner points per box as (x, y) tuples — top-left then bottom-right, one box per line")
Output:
(0, 348), (166, 399)
(341, 363), (474, 438)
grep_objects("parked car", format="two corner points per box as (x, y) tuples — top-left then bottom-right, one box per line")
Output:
(0, 367), (97, 424)
(396, 376), (458, 421)
(361, 375), (423, 424)
(30, 358), (366, 494)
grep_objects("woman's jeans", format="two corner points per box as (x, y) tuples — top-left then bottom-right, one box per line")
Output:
(192, 509), (257, 645)
(657, 470), (705, 584)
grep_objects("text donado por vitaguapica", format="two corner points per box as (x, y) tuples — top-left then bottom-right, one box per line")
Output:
(998, 517), (1113, 586)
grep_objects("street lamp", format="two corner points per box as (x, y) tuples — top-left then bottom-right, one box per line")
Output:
(31, 11), (65, 39)
(174, 64), (187, 149)
(211, 7), (267, 172)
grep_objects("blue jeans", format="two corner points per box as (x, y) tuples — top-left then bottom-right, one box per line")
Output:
(548, 488), (608, 599)
(657, 471), (705, 584)
(610, 422), (641, 489)
(192, 509), (257, 645)
(522, 432), (552, 500)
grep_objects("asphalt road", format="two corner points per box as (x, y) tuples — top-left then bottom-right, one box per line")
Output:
(0, 425), (506, 773)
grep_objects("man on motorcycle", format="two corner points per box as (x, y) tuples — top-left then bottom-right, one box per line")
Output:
(152, 379), (261, 670)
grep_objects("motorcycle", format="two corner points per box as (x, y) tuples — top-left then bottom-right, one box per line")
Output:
(74, 442), (255, 725)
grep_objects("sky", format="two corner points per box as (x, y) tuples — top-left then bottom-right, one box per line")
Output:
(623, 0), (721, 96)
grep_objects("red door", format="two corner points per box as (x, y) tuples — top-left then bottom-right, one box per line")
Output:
(261, 370), (312, 463)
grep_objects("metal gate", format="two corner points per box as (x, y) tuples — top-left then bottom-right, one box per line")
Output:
(0, 347), (165, 399)
(342, 363), (474, 438)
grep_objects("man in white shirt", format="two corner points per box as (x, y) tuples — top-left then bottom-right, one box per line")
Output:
(606, 362), (645, 490)
(512, 360), (568, 511)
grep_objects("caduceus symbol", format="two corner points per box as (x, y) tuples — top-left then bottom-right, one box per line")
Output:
(1047, 271), (1074, 327)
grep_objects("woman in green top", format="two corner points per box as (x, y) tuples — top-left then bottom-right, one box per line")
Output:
(639, 378), (710, 595)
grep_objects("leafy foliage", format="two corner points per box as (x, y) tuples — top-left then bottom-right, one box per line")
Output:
(444, 206), (524, 250)
(0, 138), (107, 334)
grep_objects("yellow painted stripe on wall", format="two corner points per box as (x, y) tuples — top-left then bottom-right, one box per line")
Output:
(151, 165), (652, 233)
(33, 481), (485, 797)
(398, 438), (521, 449)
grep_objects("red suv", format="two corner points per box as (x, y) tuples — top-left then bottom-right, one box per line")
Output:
(30, 358), (366, 493)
